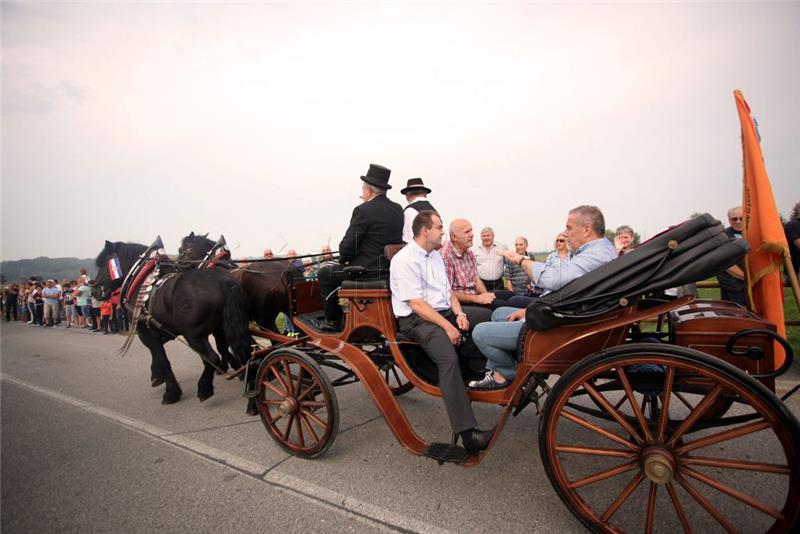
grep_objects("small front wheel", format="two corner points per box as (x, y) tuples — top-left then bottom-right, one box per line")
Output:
(256, 348), (339, 458)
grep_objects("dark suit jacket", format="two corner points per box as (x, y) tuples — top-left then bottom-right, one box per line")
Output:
(339, 194), (404, 274)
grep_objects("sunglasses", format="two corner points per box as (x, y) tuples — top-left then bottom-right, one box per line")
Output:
(556, 239), (566, 243)
(729, 217), (742, 222)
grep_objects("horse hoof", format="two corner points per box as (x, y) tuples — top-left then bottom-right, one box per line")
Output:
(245, 400), (258, 416)
(162, 392), (181, 405)
(151, 377), (165, 387)
(198, 390), (214, 402)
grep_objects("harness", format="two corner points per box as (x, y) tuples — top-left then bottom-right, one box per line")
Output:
(199, 237), (232, 269)
(117, 239), (173, 355)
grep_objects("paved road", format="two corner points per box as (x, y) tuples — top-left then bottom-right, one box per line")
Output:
(2, 321), (799, 533)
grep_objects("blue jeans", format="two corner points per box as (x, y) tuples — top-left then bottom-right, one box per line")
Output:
(471, 307), (524, 381)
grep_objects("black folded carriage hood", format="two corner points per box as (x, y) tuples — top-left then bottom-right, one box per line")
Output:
(525, 213), (750, 331)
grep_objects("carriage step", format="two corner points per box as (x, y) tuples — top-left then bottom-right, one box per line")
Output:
(424, 443), (467, 464)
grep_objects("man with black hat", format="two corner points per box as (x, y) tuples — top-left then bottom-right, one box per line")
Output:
(318, 164), (404, 330)
(400, 177), (437, 243)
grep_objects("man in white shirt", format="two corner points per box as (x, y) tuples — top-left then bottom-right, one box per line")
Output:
(400, 177), (437, 243)
(390, 210), (493, 454)
(473, 227), (507, 291)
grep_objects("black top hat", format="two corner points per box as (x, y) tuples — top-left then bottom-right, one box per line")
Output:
(400, 177), (432, 195)
(360, 164), (392, 190)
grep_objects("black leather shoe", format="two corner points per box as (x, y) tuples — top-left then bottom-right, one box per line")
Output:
(321, 319), (342, 332)
(460, 428), (494, 454)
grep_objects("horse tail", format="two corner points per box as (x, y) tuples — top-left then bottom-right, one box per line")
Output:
(221, 278), (254, 367)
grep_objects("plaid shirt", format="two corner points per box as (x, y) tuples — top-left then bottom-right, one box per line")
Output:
(441, 241), (478, 294)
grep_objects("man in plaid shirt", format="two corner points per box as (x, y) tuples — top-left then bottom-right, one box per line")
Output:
(441, 219), (498, 308)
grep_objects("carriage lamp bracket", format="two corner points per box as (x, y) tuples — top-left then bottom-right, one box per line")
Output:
(351, 298), (373, 313)
(726, 328), (794, 379)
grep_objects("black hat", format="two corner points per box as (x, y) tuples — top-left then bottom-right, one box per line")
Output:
(400, 177), (431, 195)
(360, 164), (392, 190)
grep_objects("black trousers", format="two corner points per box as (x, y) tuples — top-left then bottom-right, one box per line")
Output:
(318, 264), (346, 322)
(480, 278), (505, 291)
(397, 306), (490, 434)
(721, 287), (747, 307)
(5, 298), (18, 321)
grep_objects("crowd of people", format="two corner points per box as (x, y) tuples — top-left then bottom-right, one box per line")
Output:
(1, 268), (129, 335)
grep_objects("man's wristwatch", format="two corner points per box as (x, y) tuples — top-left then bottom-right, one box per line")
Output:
(456, 312), (467, 318)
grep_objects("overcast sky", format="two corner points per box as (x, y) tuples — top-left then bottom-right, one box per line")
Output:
(2, 1), (799, 262)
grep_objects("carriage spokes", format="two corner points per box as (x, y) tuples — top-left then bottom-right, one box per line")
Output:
(256, 348), (339, 458)
(539, 344), (800, 533)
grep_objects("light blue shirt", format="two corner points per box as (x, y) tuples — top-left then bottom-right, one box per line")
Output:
(531, 237), (617, 295)
(390, 240), (451, 318)
(42, 287), (61, 306)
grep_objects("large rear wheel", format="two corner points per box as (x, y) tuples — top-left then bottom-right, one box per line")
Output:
(256, 348), (339, 458)
(539, 343), (800, 533)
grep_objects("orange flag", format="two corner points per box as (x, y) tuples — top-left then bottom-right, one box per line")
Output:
(734, 89), (790, 366)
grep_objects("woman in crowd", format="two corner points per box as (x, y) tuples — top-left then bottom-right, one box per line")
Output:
(544, 233), (571, 268)
(614, 225), (636, 255)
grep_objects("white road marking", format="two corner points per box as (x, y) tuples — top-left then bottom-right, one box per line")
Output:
(1, 374), (454, 534)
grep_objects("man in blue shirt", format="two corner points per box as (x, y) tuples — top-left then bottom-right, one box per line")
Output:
(469, 205), (618, 390)
(41, 279), (62, 327)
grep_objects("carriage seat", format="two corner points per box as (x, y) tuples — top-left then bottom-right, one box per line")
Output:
(526, 213), (750, 331)
(341, 278), (389, 290)
(338, 244), (405, 290)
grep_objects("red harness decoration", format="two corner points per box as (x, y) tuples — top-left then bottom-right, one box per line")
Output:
(125, 258), (158, 301)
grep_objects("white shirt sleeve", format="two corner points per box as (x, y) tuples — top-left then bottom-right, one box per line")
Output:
(391, 256), (423, 302)
(402, 208), (415, 243)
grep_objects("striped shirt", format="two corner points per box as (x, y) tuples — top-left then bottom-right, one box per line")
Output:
(503, 253), (534, 295)
(441, 241), (478, 295)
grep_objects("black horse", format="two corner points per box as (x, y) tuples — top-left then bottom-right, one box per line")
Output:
(178, 233), (293, 332)
(93, 240), (255, 410)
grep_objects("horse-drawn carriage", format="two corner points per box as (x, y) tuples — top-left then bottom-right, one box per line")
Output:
(98, 214), (800, 533)
(242, 213), (800, 533)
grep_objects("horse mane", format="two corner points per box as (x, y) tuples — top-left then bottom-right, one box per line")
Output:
(95, 241), (148, 269)
(180, 233), (215, 253)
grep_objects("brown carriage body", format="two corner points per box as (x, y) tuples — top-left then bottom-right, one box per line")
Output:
(668, 299), (777, 390)
(248, 242), (798, 532)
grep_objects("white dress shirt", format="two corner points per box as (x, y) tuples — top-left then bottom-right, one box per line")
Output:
(390, 240), (451, 318)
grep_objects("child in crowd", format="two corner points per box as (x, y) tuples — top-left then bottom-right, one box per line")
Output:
(100, 300), (114, 334)
(113, 289), (128, 332)
(63, 282), (77, 328)
(109, 288), (121, 333)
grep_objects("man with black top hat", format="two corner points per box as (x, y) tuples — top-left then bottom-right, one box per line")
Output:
(318, 164), (404, 331)
(401, 177), (437, 243)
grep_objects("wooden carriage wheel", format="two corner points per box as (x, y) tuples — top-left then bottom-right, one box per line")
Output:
(256, 348), (339, 458)
(539, 344), (800, 533)
(382, 361), (414, 395)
